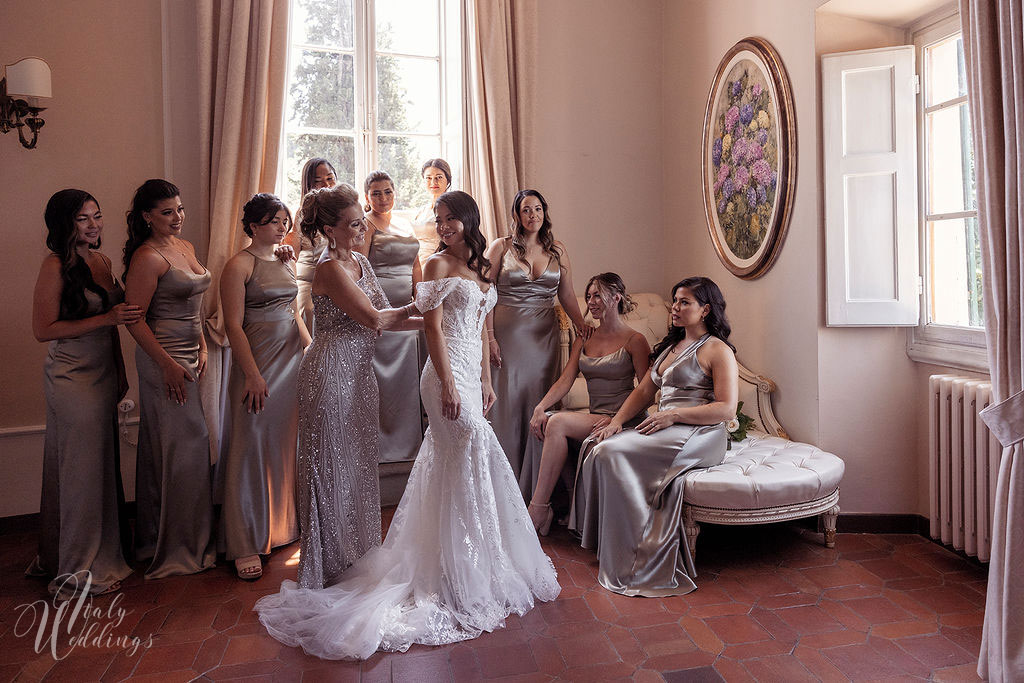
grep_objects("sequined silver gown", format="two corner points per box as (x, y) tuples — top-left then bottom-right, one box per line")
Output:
(256, 277), (560, 660)
(295, 252), (388, 589)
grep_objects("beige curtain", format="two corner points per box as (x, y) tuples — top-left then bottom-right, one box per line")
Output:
(960, 1), (1024, 681)
(196, 0), (289, 459)
(462, 0), (537, 240)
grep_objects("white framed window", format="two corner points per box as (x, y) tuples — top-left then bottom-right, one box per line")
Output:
(907, 13), (987, 372)
(278, 0), (463, 210)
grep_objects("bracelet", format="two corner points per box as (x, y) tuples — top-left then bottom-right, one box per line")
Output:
(403, 302), (418, 317)
(199, 350), (208, 356)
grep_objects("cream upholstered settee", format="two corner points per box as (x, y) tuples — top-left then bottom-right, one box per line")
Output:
(557, 293), (845, 562)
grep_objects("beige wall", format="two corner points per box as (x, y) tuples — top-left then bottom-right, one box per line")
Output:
(530, 0), (666, 295)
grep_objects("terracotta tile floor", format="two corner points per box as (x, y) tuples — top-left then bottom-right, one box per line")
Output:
(0, 512), (987, 682)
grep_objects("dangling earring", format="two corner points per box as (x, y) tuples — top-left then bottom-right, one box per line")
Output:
(329, 234), (337, 250)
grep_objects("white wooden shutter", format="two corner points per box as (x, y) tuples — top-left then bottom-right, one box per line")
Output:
(823, 46), (919, 326)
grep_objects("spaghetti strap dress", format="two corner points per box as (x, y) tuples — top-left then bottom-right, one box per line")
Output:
(570, 334), (727, 597)
(134, 252), (216, 578)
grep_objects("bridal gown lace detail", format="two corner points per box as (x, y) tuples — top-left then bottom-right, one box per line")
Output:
(255, 277), (560, 660)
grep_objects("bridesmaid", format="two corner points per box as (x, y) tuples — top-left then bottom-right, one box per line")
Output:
(218, 193), (311, 580)
(282, 157), (338, 332)
(294, 184), (420, 589)
(574, 277), (739, 597)
(30, 189), (141, 598)
(409, 158), (451, 267)
(124, 178), (216, 579)
(355, 170), (425, 463)
(484, 189), (589, 478)
(521, 273), (651, 532)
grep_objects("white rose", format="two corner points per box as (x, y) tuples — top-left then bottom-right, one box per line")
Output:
(726, 419), (740, 433)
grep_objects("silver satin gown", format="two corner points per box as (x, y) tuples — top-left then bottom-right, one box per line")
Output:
(490, 251), (561, 477)
(36, 281), (132, 597)
(368, 231), (425, 463)
(519, 346), (641, 500)
(134, 260), (216, 579)
(409, 205), (440, 267)
(570, 334), (727, 597)
(296, 252), (388, 589)
(294, 233), (326, 334)
(218, 252), (303, 560)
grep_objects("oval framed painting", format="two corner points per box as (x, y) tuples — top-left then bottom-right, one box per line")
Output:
(702, 37), (797, 279)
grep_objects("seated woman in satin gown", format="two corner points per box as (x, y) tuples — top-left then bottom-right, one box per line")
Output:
(571, 276), (738, 597)
(255, 190), (559, 661)
(354, 170), (425, 463)
(408, 158), (451, 267)
(281, 157), (337, 333)
(218, 193), (311, 580)
(29, 189), (142, 598)
(289, 184), (420, 590)
(124, 179), (217, 579)
(483, 190), (590, 478)
(521, 273), (651, 534)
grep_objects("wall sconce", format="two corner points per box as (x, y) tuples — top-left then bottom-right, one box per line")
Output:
(1, 57), (52, 150)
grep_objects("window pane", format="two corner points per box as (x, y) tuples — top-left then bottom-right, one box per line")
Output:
(928, 217), (984, 328)
(926, 103), (976, 215)
(292, 0), (354, 49)
(376, 0), (439, 56)
(926, 34), (967, 106)
(376, 55), (440, 133)
(283, 133), (356, 208)
(288, 49), (355, 130)
(377, 135), (441, 209)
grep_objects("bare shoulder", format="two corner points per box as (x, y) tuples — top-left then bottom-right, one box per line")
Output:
(39, 253), (62, 273)
(174, 237), (197, 255)
(626, 329), (652, 353)
(702, 336), (737, 364)
(128, 244), (169, 275)
(222, 249), (255, 278)
(422, 253), (458, 280)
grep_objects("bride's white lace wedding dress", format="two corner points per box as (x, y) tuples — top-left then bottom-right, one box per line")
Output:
(255, 277), (560, 660)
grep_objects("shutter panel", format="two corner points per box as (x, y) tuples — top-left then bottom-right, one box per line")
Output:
(823, 46), (919, 326)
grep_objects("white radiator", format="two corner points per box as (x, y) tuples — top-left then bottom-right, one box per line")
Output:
(929, 375), (999, 562)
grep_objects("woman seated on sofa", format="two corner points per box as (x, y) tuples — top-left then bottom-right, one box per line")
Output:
(523, 273), (651, 534)
(569, 276), (738, 597)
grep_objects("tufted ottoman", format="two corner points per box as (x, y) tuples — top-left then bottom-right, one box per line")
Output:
(681, 433), (846, 561)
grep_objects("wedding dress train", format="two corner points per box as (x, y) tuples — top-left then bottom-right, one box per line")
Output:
(255, 277), (560, 659)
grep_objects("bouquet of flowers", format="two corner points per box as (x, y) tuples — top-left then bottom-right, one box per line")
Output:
(726, 401), (756, 448)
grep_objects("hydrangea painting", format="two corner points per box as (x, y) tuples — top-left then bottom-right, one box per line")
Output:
(702, 38), (796, 279)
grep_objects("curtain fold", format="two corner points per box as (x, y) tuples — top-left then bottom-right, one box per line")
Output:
(196, 0), (289, 460)
(960, 1), (1024, 681)
(462, 0), (537, 240)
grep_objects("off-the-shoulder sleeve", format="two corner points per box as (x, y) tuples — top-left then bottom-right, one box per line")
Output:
(414, 278), (459, 313)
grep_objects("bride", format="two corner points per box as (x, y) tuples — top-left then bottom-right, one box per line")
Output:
(255, 190), (560, 659)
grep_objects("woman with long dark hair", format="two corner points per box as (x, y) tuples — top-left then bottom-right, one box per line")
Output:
(484, 189), (589, 478)
(571, 276), (739, 597)
(355, 170), (425, 463)
(30, 189), (141, 598)
(282, 157), (338, 331)
(218, 193), (310, 580)
(124, 178), (216, 578)
(408, 157), (452, 266)
(256, 190), (558, 660)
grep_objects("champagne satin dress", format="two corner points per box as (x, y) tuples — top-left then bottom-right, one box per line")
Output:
(218, 252), (303, 560)
(490, 251), (561, 477)
(570, 334), (727, 597)
(134, 255), (216, 578)
(409, 205), (440, 267)
(295, 233), (326, 334)
(36, 280), (132, 597)
(368, 231), (425, 463)
(519, 346), (640, 500)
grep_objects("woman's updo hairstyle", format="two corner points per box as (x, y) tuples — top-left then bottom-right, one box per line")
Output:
(421, 158), (452, 185)
(363, 170), (394, 212)
(241, 193), (291, 237)
(298, 183), (360, 243)
(586, 272), (636, 315)
(123, 178), (180, 277)
(650, 276), (735, 362)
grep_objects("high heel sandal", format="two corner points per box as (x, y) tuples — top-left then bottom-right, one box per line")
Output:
(528, 502), (554, 536)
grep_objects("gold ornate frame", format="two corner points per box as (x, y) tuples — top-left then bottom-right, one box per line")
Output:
(702, 37), (797, 279)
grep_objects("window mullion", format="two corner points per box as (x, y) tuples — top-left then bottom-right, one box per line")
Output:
(354, 0), (373, 185)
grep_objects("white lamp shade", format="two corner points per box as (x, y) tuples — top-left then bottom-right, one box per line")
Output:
(4, 57), (52, 98)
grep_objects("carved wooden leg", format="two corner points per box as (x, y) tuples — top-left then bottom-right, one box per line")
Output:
(821, 505), (840, 548)
(683, 506), (700, 562)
